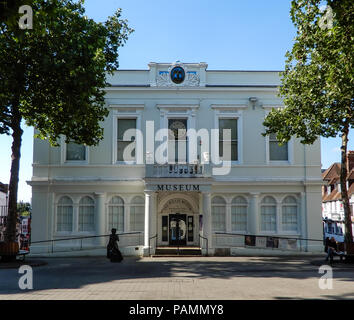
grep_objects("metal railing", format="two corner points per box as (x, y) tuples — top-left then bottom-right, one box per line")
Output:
(145, 163), (208, 178)
(148, 234), (157, 256)
(199, 233), (209, 256)
(213, 232), (324, 252)
(31, 232), (143, 254)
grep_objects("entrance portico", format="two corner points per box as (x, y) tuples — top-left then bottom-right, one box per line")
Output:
(143, 180), (212, 255)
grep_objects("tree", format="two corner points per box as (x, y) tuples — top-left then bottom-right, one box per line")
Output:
(263, 0), (354, 245)
(0, 0), (133, 245)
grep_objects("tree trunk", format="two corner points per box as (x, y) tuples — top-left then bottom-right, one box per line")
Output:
(340, 126), (353, 245)
(4, 109), (23, 243)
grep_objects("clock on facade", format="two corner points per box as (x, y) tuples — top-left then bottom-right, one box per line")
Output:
(170, 66), (185, 84)
(169, 119), (187, 139)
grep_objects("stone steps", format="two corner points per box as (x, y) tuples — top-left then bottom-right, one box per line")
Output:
(152, 246), (202, 257)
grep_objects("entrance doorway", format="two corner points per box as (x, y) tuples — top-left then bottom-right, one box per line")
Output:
(169, 214), (187, 246)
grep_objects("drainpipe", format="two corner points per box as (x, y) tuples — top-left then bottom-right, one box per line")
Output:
(303, 143), (308, 251)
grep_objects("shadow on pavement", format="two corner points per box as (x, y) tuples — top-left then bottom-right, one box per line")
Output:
(1, 255), (353, 295)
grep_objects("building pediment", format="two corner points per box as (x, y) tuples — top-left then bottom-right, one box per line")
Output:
(149, 61), (207, 87)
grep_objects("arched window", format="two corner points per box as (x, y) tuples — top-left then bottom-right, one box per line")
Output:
(130, 196), (145, 232)
(211, 196), (226, 232)
(57, 196), (73, 232)
(260, 196), (277, 232)
(231, 196), (248, 232)
(282, 196), (298, 232)
(108, 196), (124, 232)
(78, 196), (95, 232)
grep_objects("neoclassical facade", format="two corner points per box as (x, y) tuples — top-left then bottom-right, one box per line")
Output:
(28, 62), (323, 255)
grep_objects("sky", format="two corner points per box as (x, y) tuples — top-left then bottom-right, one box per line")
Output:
(0, 0), (353, 203)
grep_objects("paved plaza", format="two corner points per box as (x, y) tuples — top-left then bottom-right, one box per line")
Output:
(0, 255), (353, 300)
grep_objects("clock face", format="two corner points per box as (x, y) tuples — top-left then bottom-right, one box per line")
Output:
(170, 66), (185, 84)
(169, 120), (187, 139)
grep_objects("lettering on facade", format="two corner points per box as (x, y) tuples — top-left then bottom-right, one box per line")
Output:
(157, 184), (200, 191)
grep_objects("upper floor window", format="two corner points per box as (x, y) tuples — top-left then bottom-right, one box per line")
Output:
(117, 119), (136, 162)
(168, 118), (188, 163)
(219, 118), (238, 161)
(66, 142), (86, 161)
(269, 133), (288, 161)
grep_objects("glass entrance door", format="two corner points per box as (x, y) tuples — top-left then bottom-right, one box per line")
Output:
(169, 214), (187, 246)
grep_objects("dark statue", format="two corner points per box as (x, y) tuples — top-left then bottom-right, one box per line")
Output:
(107, 228), (123, 262)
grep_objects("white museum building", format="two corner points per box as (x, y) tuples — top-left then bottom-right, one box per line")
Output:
(28, 62), (324, 255)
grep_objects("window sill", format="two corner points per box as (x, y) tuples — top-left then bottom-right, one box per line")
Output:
(63, 161), (89, 165)
(115, 161), (143, 166)
(268, 161), (291, 165)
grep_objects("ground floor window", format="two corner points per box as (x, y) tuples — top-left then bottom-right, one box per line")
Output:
(108, 196), (124, 232)
(260, 196), (277, 232)
(56, 195), (95, 233)
(78, 196), (95, 232)
(231, 196), (248, 232)
(130, 196), (145, 232)
(57, 196), (73, 232)
(211, 196), (226, 232)
(281, 196), (298, 232)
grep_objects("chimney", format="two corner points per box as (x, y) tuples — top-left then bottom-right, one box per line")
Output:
(347, 151), (354, 172)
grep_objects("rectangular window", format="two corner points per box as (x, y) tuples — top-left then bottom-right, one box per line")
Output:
(269, 133), (288, 161)
(168, 118), (188, 163)
(117, 119), (136, 162)
(66, 142), (86, 161)
(219, 118), (238, 161)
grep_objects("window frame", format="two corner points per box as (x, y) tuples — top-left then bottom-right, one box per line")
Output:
(129, 196), (145, 232)
(212, 106), (245, 165)
(107, 195), (125, 233)
(61, 137), (89, 164)
(260, 196), (277, 233)
(111, 107), (143, 165)
(211, 196), (227, 232)
(268, 132), (289, 162)
(78, 196), (95, 233)
(281, 195), (299, 233)
(231, 196), (248, 233)
(157, 105), (198, 165)
(56, 195), (74, 233)
(264, 107), (293, 165)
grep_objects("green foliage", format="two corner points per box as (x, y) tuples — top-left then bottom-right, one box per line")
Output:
(17, 201), (31, 216)
(0, 0), (133, 146)
(263, 0), (353, 144)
